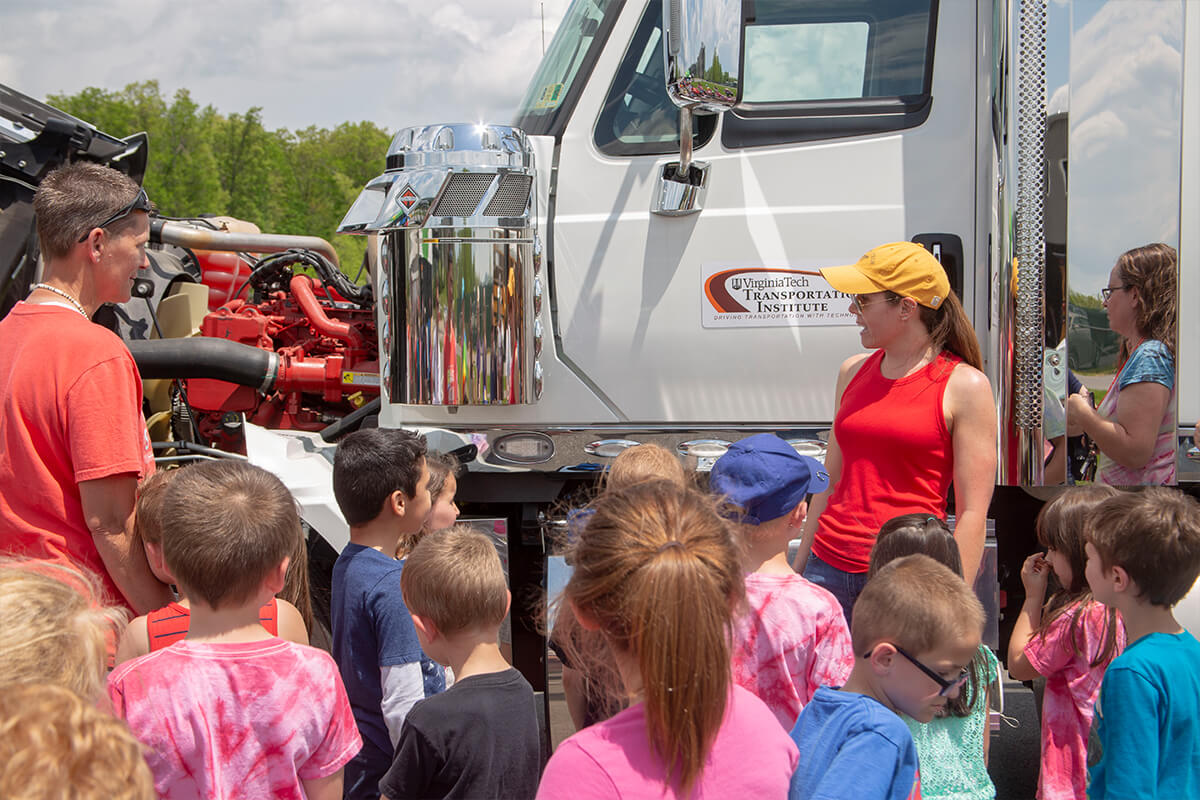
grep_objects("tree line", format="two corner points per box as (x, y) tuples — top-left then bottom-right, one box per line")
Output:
(48, 81), (392, 275)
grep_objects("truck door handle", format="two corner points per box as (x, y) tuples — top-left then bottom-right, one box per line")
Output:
(910, 234), (964, 298)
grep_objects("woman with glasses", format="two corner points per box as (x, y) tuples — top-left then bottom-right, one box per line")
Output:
(791, 242), (997, 623)
(1066, 243), (1177, 484)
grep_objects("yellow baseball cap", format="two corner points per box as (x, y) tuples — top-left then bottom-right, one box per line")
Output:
(820, 242), (952, 309)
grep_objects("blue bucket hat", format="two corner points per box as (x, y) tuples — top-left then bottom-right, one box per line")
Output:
(710, 433), (829, 525)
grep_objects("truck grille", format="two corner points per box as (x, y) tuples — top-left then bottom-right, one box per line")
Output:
(430, 172), (495, 217)
(483, 174), (533, 217)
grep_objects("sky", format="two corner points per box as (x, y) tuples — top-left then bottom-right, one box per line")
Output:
(0, 0), (571, 133)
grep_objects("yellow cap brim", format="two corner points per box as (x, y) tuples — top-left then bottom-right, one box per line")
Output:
(819, 263), (886, 296)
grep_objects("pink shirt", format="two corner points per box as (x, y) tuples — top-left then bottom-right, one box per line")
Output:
(731, 572), (855, 729)
(537, 685), (798, 800)
(1023, 600), (1125, 800)
(109, 639), (362, 800)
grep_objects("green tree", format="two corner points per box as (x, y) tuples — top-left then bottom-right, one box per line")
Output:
(46, 83), (391, 281)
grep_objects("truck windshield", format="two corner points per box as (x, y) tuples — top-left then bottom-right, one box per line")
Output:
(513, 0), (619, 136)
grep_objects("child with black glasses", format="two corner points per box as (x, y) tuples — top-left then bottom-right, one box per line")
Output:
(788, 554), (984, 800)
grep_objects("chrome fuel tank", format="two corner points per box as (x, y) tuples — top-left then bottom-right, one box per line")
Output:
(340, 123), (539, 405)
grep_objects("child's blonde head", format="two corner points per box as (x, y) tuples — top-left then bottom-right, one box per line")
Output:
(0, 560), (127, 702)
(852, 554), (984, 656)
(1088, 486), (1200, 608)
(566, 480), (742, 794)
(606, 444), (687, 492)
(133, 468), (179, 547)
(0, 682), (155, 800)
(401, 525), (508, 635)
(162, 460), (299, 610)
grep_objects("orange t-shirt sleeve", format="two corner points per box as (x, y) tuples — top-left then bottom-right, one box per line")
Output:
(66, 354), (151, 483)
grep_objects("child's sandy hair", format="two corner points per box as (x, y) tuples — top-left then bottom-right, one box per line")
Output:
(1088, 486), (1200, 608)
(852, 554), (984, 656)
(133, 468), (179, 546)
(401, 524), (508, 635)
(0, 682), (155, 800)
(1035, 486), (1122, 667)
(0, 560), (128, 702)
(605, 444), (687, 492)
(162, 460), (299, 610)
(566, 480), (743, 794)
(396, 451), (462, 559)
(868, 516), (985, 717)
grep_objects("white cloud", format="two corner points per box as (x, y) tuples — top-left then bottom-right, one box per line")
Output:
(1066, 0), (1183, 293)
(0, 0), (571, 132)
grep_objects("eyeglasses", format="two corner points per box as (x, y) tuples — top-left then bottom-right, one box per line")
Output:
(851, 293), (902, 312)
(865, 644), (970, 697)
(1099, 284), (1130, 301)
(78, 187), (151, 242)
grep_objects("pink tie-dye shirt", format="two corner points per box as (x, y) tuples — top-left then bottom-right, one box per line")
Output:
(1023, 599), (1125, 800)
(109, 638), (362, 800)
(731, 572), (856, 729)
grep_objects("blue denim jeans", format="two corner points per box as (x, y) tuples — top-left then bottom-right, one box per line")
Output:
(803, 553), (870, 628)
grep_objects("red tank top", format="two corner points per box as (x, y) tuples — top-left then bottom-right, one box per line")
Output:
(146, 597), (280, 651)
(812, 349), (959, 573)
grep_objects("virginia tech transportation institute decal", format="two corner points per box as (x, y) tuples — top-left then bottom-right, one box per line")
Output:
(702, 265), (857, 329)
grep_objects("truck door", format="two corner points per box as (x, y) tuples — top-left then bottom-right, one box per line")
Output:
(550, 0), (982, 425)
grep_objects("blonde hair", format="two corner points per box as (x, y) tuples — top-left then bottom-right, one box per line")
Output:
(0, 683), (156, 800)
(0, 560), (128, 702)
(566, 481), (743, 794)
(401, 525), (508, 635)
(606, 444), (687, 491)
(133, 468), (179, 546)
(851, 554), (984, 655)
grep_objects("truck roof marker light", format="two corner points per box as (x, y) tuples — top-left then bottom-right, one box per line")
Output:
(584, 439), (642, 458)
(677, 439), (732, 459)
(493, 432), (554, 464)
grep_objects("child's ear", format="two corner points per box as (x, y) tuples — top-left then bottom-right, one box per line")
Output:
(387, 489), (407, 519)
(265, 556), (289, 596)
(789, 501), (808, 528)
(866, 642), (896, 676)
(1109, 564), (1134, 595)
(411, 613), (439, 643)
(144, 540), (175, 584)
(504, 589), (512, 619)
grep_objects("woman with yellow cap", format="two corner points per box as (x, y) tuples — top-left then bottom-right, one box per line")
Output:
(791, 242), (998, 622)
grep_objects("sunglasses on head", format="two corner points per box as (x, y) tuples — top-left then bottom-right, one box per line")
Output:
(865, 643), (970, 697)
(78, 187), (151, 242)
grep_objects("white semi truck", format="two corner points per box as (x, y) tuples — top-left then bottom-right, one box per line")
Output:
(329, 0), (1199, 673)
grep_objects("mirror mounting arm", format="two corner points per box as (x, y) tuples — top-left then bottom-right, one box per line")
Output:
(676, 107), (693, 180)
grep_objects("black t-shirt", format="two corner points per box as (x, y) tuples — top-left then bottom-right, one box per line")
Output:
(379, 668), (541, 800)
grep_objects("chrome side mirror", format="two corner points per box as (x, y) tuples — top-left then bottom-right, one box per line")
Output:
(658, 0), (742, 213)
(663, 0), (742, 113)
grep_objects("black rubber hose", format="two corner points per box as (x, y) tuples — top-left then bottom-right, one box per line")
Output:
(320, 396), (381, 442)
(126, 338), (278, 390)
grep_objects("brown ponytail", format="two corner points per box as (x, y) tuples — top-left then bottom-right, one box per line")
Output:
(918, 291), (983, 370)
(566, 481), (744, 794)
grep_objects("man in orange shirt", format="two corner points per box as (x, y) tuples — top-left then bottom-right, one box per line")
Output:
(0, 162), (169, 613)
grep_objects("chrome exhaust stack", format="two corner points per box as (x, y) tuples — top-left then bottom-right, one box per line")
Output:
(339, 123), (539, 405)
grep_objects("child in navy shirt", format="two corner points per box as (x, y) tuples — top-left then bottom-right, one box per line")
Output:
(331, 428), (440, 800)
